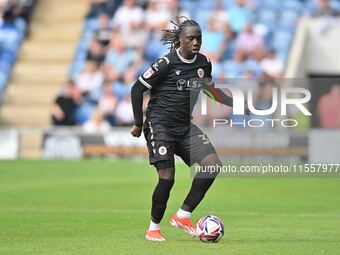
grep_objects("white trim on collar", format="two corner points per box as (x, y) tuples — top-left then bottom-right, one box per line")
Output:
(176, 48), (197, 64)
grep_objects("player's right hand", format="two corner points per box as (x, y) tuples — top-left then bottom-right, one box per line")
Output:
(130, 125), (142, 138)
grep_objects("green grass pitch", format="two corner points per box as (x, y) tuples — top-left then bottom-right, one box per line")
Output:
(0, 160), (340, 255)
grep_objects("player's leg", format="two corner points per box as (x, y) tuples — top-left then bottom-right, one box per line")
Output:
(150, 162), (175, 225)
(170, 126), (221, 235)
(146, 161), (175, 241)
(143, 122), (176, 241)
(181, 153), (221, 213)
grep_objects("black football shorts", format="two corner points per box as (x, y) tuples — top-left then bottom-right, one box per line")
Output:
(143, 119), (216, 169)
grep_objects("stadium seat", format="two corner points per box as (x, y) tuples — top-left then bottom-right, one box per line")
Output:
(282, 0), (303, 13)
(279, 9), (299, 31)
(260, 0), (281, 11)
(303, 0), (318, 15)
(14, 18), (27, 40)
(84, 18), (99, 32)
(194, 11), (212, 30)
(257, 9), (278, 31)
(74, 102), (96, 125)
(179, 0), (198, 14)
(244, 59), (262, 76)
(0, 71), (8, 91)
(272, 30), (293, 53)
(330, 0), (340, 11)
(223, 60), (245, 77)
(221, 0), (235, 9)
(198, 0), (215, 10)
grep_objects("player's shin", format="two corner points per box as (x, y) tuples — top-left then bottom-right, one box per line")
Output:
(181, 155), (221, 213)
(150, 178), (175, 224)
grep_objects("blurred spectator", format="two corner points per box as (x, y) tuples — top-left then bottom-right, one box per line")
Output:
(86, 36), (106, 67)
(0, 17), (16, 46)
(228, 0), (253, 34)
(86, 0), (109, 19)
(83, 108), (111, 133)
(260, 49), (284, 78)
(202, 16), (228, 62)
(312, 0), (339, 17)
(317, 84), (340, 128)
(1, 0), (35, 22)
(239, 69), (258, 90)
(111, 0), (143, 31)
(144, 0), (171, 34)
(211, 0), (229, 31)
(51, 80), (82, 126)
(244, 57), (262, 77)
(98, 81), (118, 124)
(75, 60), (104, 95)
(93, 13), (112, 49)
(223, 51), (245, 77)
(235, 22), (264, 58)
(105, 33), (142, 81)
(7, 0), (36, 23)
(157, 0), (178, 19)
(113, 80), (132, 101)
(115, 94), (134, 126)
(111, 0), (146, 49)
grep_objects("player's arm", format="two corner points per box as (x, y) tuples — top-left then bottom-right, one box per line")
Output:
(130, 57), (169, 137)
(203, 84), (250, 115)
(202, 59), (233, 107)
(202, 82), (233, 107)
(131, 80), (148, 137)
(202, 59), (249, 114)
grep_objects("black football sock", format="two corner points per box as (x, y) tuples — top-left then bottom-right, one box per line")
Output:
(181, 174), (217, 213)
(151, 178), (175, 224)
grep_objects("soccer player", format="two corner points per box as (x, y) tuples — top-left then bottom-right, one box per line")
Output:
(131, 18), (243, 241)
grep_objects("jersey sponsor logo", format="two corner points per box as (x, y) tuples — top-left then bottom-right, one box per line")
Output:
(197, 68), (204, 78)
(175, 70), (182, 75)
(176, 79), (186, 91)
(158, 146), (167, 155)
(143, 67), (155, 79)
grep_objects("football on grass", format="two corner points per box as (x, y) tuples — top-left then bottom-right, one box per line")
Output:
(196, 215), (224, 243)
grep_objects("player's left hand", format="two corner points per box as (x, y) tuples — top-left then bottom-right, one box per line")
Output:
(131, 125), (142, 138)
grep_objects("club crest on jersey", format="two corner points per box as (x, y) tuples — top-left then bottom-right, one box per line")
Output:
(176, 79), (186, 91)
(197, 68), (204, 78)
(158, 146), (167, 155)
(143, 67), (155, 79)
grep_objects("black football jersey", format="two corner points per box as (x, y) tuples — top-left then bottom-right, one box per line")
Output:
(138, 49), (212, 130)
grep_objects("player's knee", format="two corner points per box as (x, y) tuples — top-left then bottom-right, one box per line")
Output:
(199, 153), (222, 177)
(157, 168), (175, 180)
(200, 153), (222, 167)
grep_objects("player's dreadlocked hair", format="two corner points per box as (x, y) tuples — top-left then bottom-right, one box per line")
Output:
(161, 17), (200, 51)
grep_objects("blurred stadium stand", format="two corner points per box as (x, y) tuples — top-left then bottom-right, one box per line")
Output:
(56, 0), (340, 130)
(0, 0), (87, 129)
(0, 0), (340, 159)
(0, 0), (37, 101)
(1, 0), (340, 129)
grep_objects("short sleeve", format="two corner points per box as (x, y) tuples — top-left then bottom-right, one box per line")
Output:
(138, 57), (169, 89)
